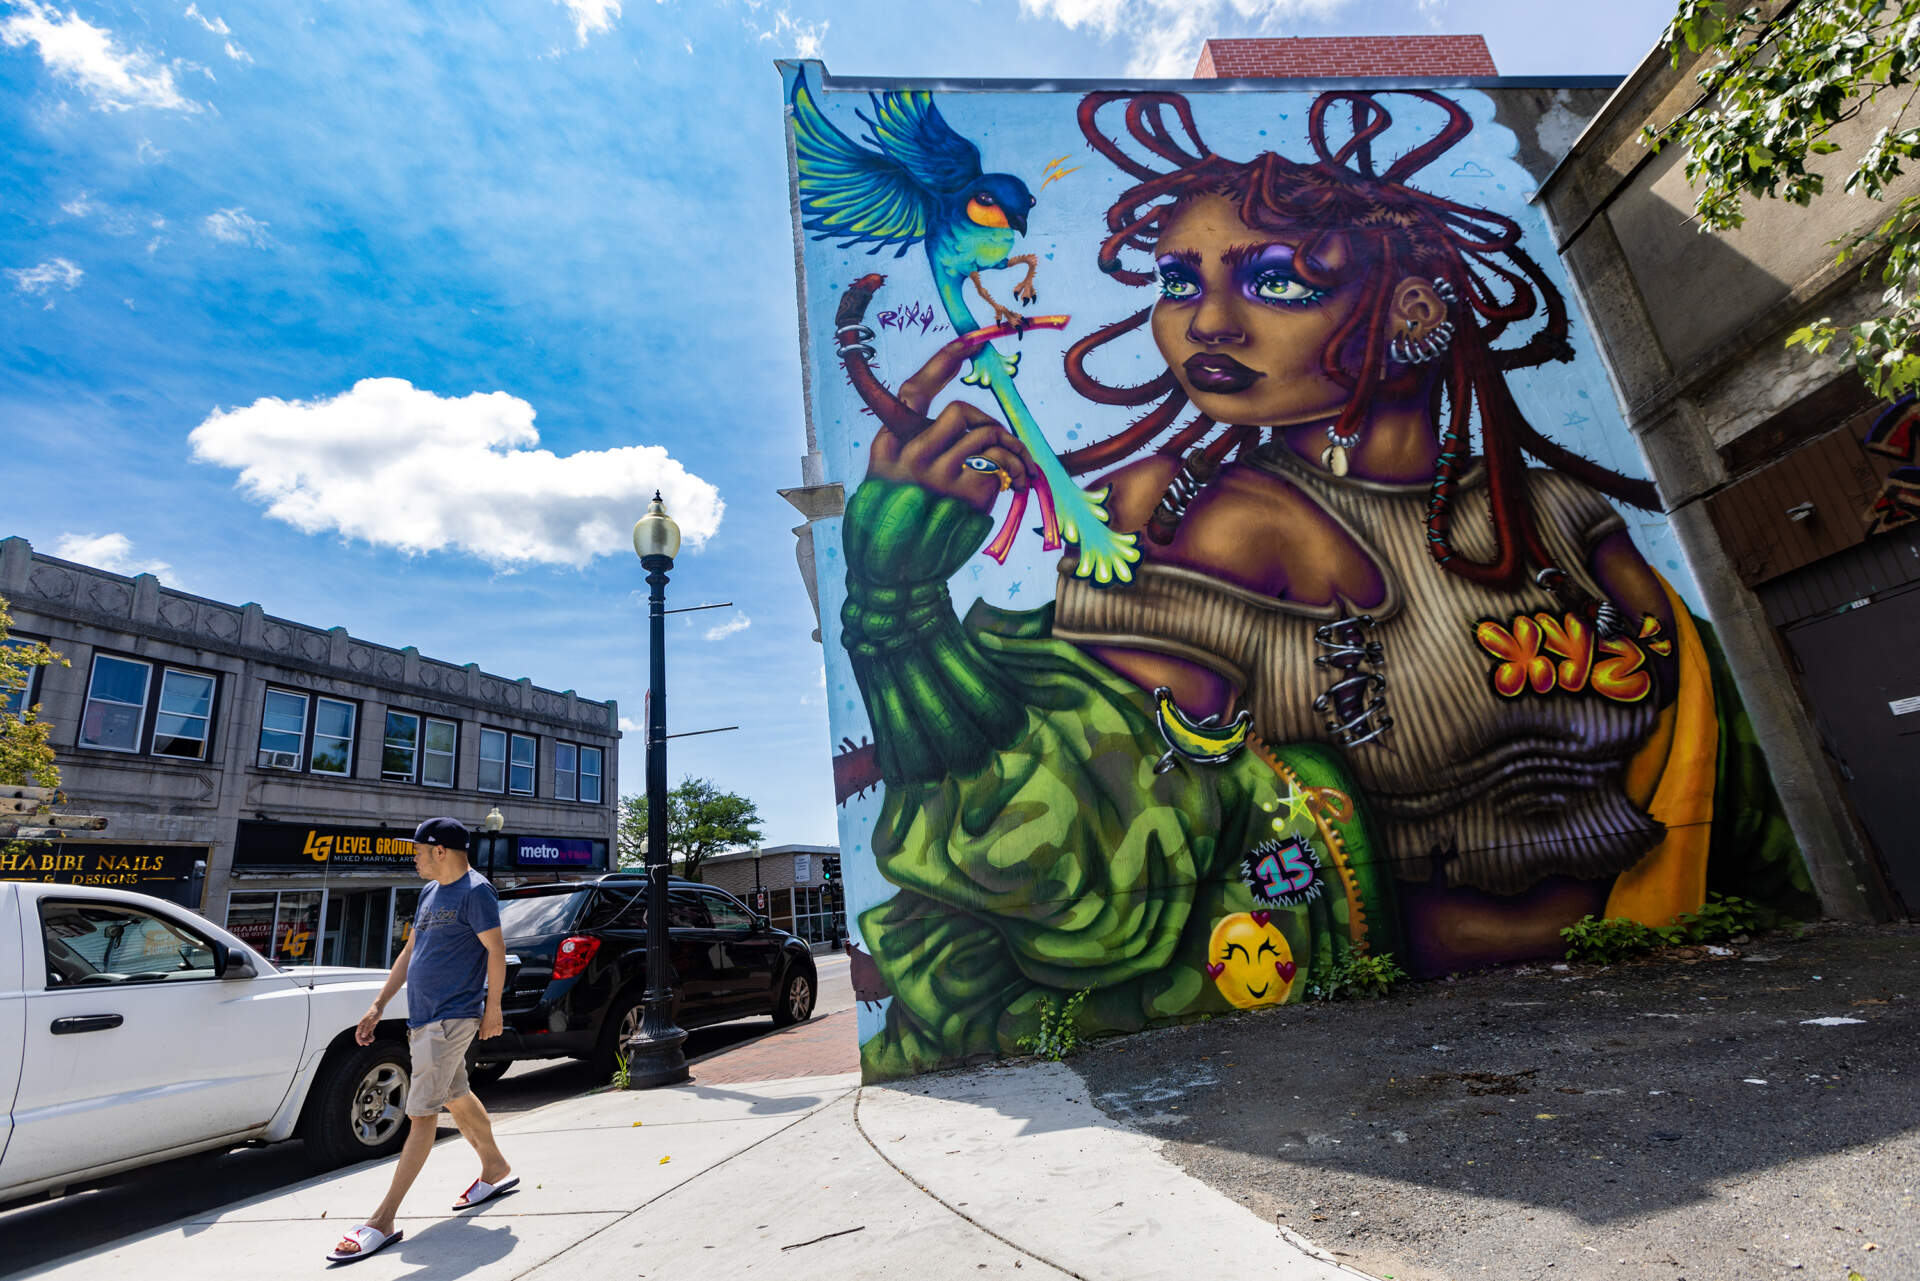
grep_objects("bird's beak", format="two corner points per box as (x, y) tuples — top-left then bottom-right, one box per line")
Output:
(1009, 210), (1028, 235)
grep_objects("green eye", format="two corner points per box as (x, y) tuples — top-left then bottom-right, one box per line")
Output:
(1157, 272), (1199, 301)
(1251, 271), (1323, 306)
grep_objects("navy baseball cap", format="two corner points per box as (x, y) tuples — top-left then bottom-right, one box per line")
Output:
(412, 817), (471, 851)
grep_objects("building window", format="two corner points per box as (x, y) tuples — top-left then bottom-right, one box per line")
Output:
(2, 636), (46, 717)
(79, 654), (152, 752)
(382, 711), (420, 782)
(580, 746), (603, 804)
(225, 889), (322, 965)
(508, 733), (536, 796)
(151, 669), (216, 759)
(554, 743), (577, 801)
(312, 697), (356, 776)
(80, 655), (219, 759)
(422, 718), (456, 788)
(259, 688), (309, 767)
(478, 728), (507, 793)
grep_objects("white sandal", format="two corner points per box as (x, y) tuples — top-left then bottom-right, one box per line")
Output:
(452, 1175), (518, 1210)
(326, 1224), (403, 1263)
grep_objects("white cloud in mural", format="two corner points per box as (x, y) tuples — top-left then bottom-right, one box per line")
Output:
(703, 611), (751, 642)
(188, 377), (725, 568)
(202, 207), (272, 247)
(8, 256), (82, 296)
(555, 0), (620, 45)
(1018, 0), (1350, 78)
(0, 1), (200, 112)
(53, 532), (175, 583)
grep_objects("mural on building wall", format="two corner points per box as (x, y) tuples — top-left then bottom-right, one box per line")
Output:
(782, 65), (1817, 1082)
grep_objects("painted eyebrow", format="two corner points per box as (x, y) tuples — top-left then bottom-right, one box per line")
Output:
(1156, 250), (1203, 270)
(1221, 241), (1299, 269)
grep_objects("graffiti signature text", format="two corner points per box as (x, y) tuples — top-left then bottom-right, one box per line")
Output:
(1474, 611), (1672, 704)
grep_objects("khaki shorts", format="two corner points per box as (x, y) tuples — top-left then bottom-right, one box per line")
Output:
(407, 1017), (480, 1116)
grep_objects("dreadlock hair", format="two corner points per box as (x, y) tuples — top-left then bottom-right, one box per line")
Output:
(1060, 89), (1659, 592)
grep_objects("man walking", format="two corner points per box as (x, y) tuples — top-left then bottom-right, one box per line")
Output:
(328, 817), (516, 1263)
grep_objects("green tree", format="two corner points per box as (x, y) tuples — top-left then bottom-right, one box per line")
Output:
(0, 594), (65, 794)
(616, 776), (764, 881)
(1647, 0), (1920, 396)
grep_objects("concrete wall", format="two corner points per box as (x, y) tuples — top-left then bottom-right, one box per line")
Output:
(781, 63), (1819, 1081)
(1537, 35), (1915, 923)
(0, 536), (619, 918)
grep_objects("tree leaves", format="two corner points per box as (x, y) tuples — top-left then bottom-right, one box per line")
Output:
(1648, 0), (1920, 396)
(616, 777), (765, 881)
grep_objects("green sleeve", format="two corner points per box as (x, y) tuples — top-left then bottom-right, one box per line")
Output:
(840, 479), (1027, 785)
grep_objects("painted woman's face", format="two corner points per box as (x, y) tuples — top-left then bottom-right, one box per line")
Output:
(1150, 194), (1364, 427)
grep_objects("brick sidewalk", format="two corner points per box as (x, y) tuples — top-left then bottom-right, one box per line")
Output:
(687, 1009), (860, 1084)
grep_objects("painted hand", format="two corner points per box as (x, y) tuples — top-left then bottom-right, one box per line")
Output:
(871, 332), (1035, 514)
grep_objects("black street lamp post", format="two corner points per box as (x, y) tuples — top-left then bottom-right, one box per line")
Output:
(624, 491), (690, 1088)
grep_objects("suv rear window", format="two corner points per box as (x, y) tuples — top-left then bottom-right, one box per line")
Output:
(498, 889), (589, 937)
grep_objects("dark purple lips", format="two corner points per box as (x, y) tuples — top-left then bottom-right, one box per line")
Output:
(1183, 353), (1263, 394)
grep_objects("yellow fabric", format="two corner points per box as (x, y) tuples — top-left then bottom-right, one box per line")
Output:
(1605, 574), (1717, 926)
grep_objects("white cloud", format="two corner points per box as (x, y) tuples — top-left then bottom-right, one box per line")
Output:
(60, 189), (97, 217)
(137, 137), (166, 163)
(8, 256), (82, 295)
(618, 715), (642, 733)
(1018, 0), (1349, 77)
(202, 206), (271, 247)
(0, 1), (200, 112)
(185, 5), (252, 62)
(703, 611), (751, 641)
(755, 8), (826, 59)
(52, 532), (175, 582)
(556, 0), (620, 45)
(188, 377), (725, 568)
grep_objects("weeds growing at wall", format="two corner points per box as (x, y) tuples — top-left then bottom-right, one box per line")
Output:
(1018, 988), (1090, 1061)
(1560, 893), (1772, 964)
(610, 1050), (631, 1090)
(1305, 952), (1408, 1002)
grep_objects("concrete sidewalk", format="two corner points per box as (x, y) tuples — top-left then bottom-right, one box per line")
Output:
(21, 1061), (1375, 1280)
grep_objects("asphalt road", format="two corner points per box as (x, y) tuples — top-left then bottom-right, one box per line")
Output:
(1075, 921), (1920, 1281)
(0, 950), (853, 1277)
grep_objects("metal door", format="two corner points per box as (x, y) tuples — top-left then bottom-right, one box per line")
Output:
(1782, 580), (1920, 913)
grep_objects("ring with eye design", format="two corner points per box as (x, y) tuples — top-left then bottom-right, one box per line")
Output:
(964, 455), (1014, 490)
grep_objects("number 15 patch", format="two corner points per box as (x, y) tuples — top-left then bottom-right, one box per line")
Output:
(1243, 835), (1323, 908)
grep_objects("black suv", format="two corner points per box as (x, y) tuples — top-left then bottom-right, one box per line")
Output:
(470, 873), (817, 1083)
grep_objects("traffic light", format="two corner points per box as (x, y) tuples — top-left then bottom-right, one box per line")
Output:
(822, 855), (840, 886)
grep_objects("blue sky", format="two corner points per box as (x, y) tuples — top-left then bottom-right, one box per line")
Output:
(1, 0), (1683, 845)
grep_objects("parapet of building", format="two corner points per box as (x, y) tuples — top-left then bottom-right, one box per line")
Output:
(1194, 34), (1498, 79)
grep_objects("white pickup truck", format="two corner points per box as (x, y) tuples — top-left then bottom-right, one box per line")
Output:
(0, 880), (414, 1205)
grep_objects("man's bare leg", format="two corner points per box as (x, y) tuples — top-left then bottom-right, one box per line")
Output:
(445, 1090), (511, 1186)
(336, 1112), (438, 1253)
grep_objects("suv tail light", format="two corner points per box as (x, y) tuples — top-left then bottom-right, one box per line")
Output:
(552, 935), (602, 981)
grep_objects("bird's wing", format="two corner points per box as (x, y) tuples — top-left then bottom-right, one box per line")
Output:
(790, 72), (933, 256)
(859, 91), (984, 195)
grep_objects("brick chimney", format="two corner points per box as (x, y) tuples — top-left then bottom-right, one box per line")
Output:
(1194, 35), (1497, 79)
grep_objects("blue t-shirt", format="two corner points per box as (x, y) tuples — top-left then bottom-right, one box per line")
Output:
(406, 870), (501, 1027)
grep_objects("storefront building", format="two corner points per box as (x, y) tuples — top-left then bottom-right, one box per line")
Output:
(701, 844), (842, 948)
(0, 536), (620, 967)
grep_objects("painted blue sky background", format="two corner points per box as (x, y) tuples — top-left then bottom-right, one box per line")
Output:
(3, 0), (1682, 845)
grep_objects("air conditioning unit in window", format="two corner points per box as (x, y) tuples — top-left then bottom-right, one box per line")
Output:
(259, 750), (302, 770)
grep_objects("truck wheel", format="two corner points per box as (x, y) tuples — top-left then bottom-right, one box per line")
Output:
(302, 1038), (412, 1168)
(772, 966), (815, 1027)
(467, 1060), (511, 1089)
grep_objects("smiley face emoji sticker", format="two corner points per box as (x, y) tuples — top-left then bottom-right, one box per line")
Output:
(1205, 911), (1298, 1009)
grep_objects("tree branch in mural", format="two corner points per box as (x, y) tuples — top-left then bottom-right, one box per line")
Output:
(813, 83), (1815, 1082)
(790, 69), (1142, 583)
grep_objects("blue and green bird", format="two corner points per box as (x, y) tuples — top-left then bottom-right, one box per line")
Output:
(787, 69), (1140, 584)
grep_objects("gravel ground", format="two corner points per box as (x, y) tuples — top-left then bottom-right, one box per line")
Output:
(1074, 921), (1920, 1281)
